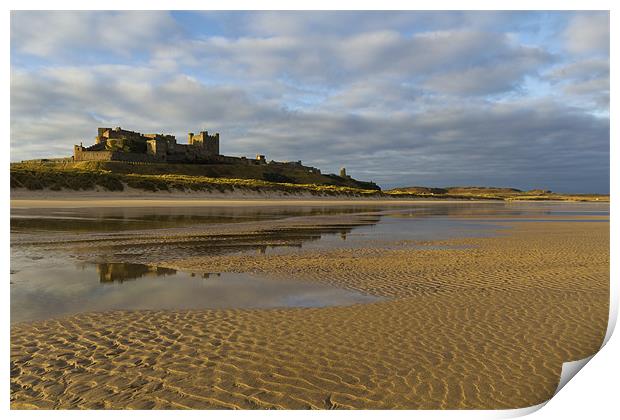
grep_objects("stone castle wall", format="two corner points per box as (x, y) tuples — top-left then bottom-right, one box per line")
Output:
(109, 151), (162, 163)
(73, 146), (163, 163)
(72, 127), (321, 174)
(73, 147), (114, 162)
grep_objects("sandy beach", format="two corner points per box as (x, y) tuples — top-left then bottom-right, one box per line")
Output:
(10, 205), (609, 409)
(10, 188), (491, 209)
(10, 198), (467, 208)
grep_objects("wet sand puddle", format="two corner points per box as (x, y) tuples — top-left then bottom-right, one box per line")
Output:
(11, 261), (379, 324)
(10, 204), (515, 325)
(10, 201), (608, 325)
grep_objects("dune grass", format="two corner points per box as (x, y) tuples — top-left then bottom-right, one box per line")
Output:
(11, 162), (608, 201)
(10, 162), (383, 197)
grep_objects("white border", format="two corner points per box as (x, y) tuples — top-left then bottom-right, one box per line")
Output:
(3, 2), (616, 419)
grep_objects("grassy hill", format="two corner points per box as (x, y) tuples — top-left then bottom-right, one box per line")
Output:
(10, 161), (382, 197)
(386, 186), (608, 202)
(10, 162), (608, 202)
(17, 161), (379, 189)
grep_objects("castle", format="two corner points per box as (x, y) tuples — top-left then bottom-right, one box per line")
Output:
(73, 127), (322, 173)
(73, 127), (221, 164)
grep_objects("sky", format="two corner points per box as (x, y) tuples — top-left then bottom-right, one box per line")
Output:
(10, 11), (610, 192)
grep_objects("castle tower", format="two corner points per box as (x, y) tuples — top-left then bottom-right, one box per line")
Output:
(95, 127), (112, 144)
(340, 167), (347, 177)
(208, 132), (220, 156)
(188, 130), (219, 156)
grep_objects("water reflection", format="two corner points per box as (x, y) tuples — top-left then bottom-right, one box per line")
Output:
(84, 220), (379, 262)
(11, 201), (609, 234)
(10, 205), (385, 232)
(10, 202), (609, 323)
(13, 202), (609, 265)
(11, 261), (379, 323)
(96, 263), (177, 283)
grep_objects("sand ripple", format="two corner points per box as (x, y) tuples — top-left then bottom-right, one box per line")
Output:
(11, 221), (608, 409)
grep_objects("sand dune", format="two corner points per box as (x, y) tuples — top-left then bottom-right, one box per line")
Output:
(10, 220), (608, 409)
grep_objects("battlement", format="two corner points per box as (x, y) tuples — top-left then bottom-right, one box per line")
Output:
(188, 131), (219, 155)
(75, 127), (222, 163)
(73, 127), (322, 174)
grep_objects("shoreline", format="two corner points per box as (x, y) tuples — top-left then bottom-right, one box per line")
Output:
(11, 189), (608, 208)
(10, 188), (494, 208)
(10, 198), (498, 208)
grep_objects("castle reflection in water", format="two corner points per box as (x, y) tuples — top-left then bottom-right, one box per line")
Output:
(96, 263), (176, 283)
(96, 263), (224, 283)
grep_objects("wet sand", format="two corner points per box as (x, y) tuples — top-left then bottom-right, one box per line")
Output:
(10, 217), (609, 409)
(10, 197), (477, 209)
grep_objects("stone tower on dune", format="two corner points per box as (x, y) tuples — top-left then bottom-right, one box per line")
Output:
(188, 131), (220, 156)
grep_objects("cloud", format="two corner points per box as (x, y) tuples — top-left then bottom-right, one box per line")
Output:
(422, 55), (547, 95)
(150, 29), (552, 98)
(10, 65), (282, 160)
(10, 11), (610, 193)
(563, 12), (609, 56)
(235, 11), (541, 38)
(545, 58), (609, 111)
(11, 11), (180, 58)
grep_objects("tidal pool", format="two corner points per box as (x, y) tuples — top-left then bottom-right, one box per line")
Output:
(10, 260), (380, 323)
(10, 201), (608, 324)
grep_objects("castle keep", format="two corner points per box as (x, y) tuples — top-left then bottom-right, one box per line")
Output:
(73, 127), (322, 173)
(74, 127), (221, 164)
